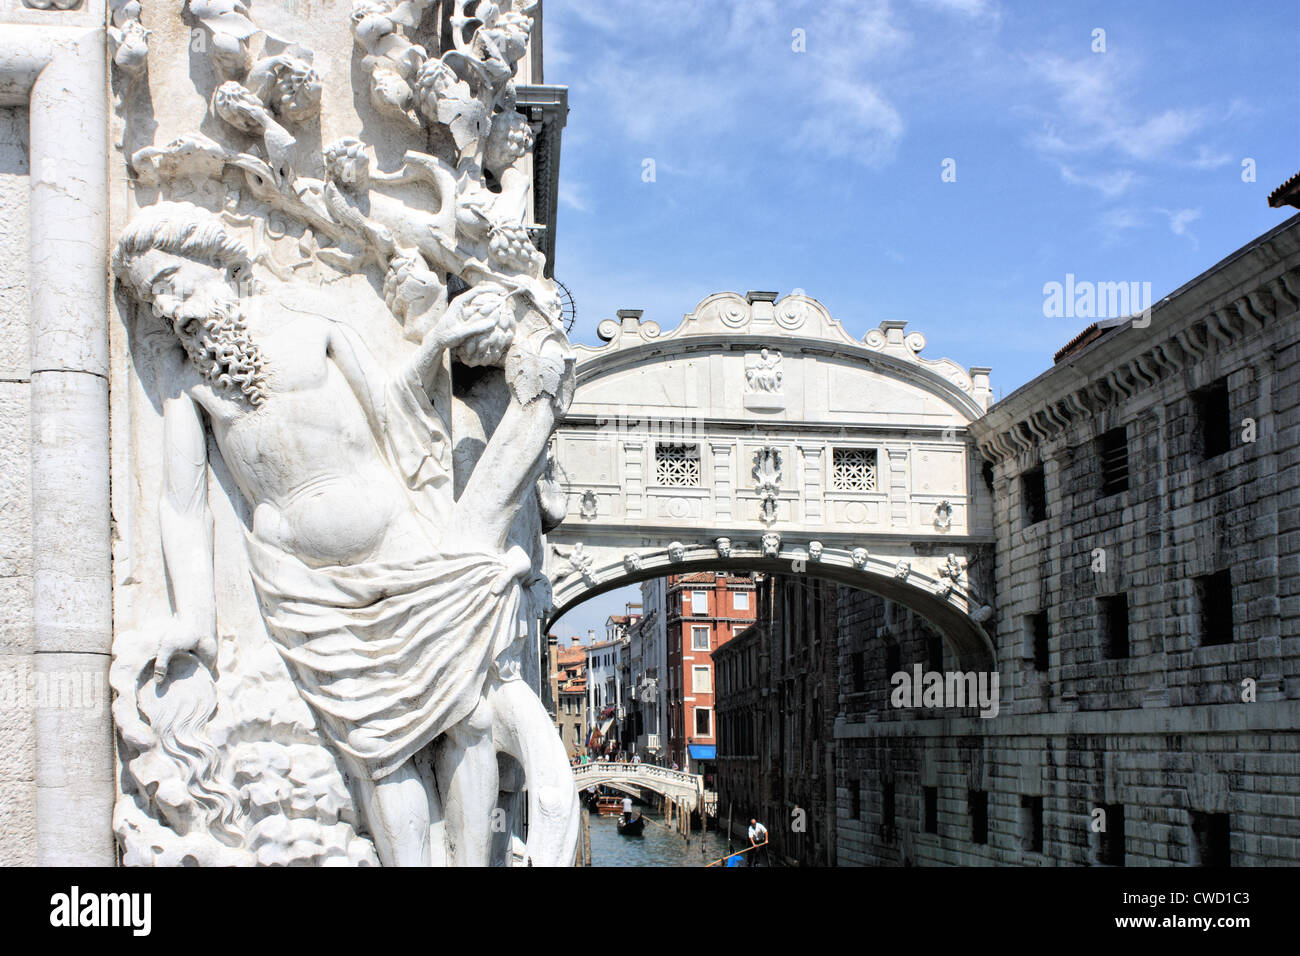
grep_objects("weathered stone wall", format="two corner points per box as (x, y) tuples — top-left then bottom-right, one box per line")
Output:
(716, 573), (839, 866)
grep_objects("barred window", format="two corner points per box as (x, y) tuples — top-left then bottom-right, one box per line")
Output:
(831, 447), (877, 491)
(655, 442), (701, 486)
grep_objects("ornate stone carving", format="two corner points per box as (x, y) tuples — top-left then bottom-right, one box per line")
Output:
(808, 540), (824, 561)
(715, 536), (732, 558)
(667, 540), (686, 562)
(111, 1), (577, 867)
(745, 348), (783, 393)
(753, 445), (782, 525)
(851, 547), (869, 569)
(934, 499), (953, 531)
(936, 553), (966, 598)
(894, 559), (912, 580)
(761, 531), (781, 558)
(556, 543), (595, 582)
(580, 489), (598, 519)
(109, 1), (150, 79)
(623, 553), (642, 573)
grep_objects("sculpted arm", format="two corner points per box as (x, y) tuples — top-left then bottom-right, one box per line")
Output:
(155, 376), (218, 678)
(449, 322), (573, 552)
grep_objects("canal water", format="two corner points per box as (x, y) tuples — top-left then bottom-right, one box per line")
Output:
(585, 809), (738, 867)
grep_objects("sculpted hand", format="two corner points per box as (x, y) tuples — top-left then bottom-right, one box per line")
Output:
(431, 298), (501, 352)
(153, 619), (218, 681)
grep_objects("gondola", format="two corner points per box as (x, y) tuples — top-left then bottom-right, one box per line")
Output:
(617, 813), (645, 836)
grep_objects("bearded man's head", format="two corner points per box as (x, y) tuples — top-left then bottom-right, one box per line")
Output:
(113, 202), (268, 407)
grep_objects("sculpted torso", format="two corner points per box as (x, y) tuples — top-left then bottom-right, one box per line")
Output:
(170, 296), (437, 568)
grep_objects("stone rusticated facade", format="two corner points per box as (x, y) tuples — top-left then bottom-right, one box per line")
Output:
(835, 213), (1300, 866)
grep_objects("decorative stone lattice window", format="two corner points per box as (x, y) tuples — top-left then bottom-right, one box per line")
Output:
(655, 442), (701, 486)
(831, 447), (877, 491)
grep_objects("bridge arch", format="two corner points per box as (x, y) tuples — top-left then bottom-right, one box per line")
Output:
(546, 291), (998, 667)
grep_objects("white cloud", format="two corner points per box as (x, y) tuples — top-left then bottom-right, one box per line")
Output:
(1160, 206), (1202, 239)
(551, 0), (910, 168)
(559, 179), (592, 213)
(799, 77), (904, 166)
(1058, 165), (1139, 199)
(910, 0), (998, 18)
(1022, 53), (1230, 195)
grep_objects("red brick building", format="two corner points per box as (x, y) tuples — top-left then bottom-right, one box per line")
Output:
(663, 572), (756, 781)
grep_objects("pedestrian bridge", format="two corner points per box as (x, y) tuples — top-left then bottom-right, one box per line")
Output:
(572, 762), (703, 810)
(545, 291), (999, 669)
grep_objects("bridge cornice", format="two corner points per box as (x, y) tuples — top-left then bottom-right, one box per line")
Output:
(573, 331), (990, 421)
(571, 291), (993, 418)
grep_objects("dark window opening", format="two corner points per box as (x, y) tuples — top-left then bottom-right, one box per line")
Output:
(851, 650), (867, 693)
(1099, 803), (1125, 866)
(1022, 466), (1047, 525)
(1101, 594), (1130, 659)
(1098, 426), (1129, 496)
(1022, 795), (1044, 852)
(1194, 379), (1231, 460)
(1030, 612), (1050, 671)
(850, 780), (862, 820)
(982, 460), (995, 494)
(927, 631), (944, 671)
(969, 790), (989, 845)
(1190, 811), (1230, 867)
(1196, 570), (1234, 646)
(885, 643), (901, 680)
(923, 787), (938, 834)
(882, 781), (896, 841)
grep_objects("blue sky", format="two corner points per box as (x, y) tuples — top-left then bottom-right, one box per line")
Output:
(544, 0), (1300, 642)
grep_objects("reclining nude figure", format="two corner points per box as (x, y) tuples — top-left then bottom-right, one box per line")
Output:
(113, 201), (579, 865)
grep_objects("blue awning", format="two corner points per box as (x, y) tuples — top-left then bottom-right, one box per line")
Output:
(688, 745), (716, 760)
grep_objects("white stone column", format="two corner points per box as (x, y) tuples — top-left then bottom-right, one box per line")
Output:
(2, 24), (114, 866)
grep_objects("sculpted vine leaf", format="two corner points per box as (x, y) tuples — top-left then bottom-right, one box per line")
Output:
(506, 346), (563, 405)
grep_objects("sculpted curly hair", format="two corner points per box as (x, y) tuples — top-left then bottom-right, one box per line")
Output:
(112, 202), (252, 300)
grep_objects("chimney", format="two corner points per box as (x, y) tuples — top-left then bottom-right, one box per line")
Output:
(588, 628), (596, 643)
(571, 635), (581, 646)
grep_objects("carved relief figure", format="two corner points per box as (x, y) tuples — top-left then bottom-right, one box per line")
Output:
(113, 201), (576, 866)
(745, 347), (783, 393)
(752, 445), (782, 525)
(111, 1), (577, 867)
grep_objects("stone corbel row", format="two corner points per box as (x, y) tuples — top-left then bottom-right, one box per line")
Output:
(975, 265), (1300, 466)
